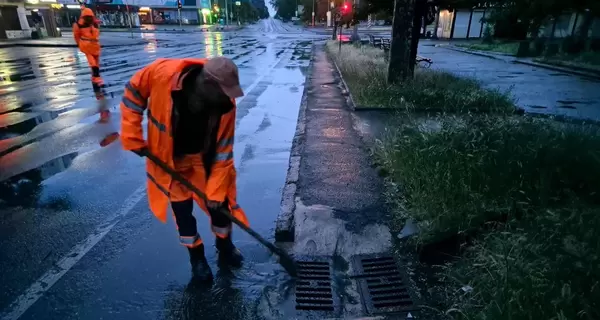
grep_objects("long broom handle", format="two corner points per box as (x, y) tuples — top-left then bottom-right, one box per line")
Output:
(144, 151), (297, 275)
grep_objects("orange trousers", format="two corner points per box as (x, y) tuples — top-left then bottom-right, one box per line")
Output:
(84, 53), (105, 101)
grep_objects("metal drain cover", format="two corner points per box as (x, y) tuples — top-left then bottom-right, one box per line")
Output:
(352, 253), (420, 315)
(294, 256), (339, 313)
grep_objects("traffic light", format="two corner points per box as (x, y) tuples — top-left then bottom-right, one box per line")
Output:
(177, 0), (182, 9)
(341, 2), (351, 15)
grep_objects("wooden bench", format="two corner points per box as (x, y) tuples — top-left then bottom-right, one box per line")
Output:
(381, 38), (391, 53)
(367, 34), (383, 48)
(367, 37), (433, 67)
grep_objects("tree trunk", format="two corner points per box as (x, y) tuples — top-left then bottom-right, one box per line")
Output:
(387, 0), (414, 84)
(409, 0), (426, 74)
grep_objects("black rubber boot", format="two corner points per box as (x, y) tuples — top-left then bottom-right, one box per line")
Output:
(187, 244), (213, 282)
(215, 234), (243, 268)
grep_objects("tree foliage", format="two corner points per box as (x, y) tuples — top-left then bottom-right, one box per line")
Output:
(271, 0), (295, 20)
(271, 0), (319, 21)
(249, 0), (270, 19)
(239, 1), (269, 22)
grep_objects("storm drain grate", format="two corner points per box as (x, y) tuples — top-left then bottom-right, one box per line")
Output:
(295, 257), (336, 312)
(352, 253), (420, 315)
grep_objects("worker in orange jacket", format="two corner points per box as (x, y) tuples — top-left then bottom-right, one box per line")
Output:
(73, 7), (109, 123)
(120, 56), (248, 282)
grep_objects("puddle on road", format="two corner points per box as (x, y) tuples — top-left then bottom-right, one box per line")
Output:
(0, 152), (78, 208)
(161, 252), (295, 320)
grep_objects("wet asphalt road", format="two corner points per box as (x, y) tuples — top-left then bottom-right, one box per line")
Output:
(419, 43), (600, 120)
(0, 19), (323, 320)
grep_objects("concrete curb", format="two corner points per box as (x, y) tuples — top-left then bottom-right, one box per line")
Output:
(519, 110), (600, 126)
(274, 43), (315, 243)
(513, 59), (600, 80)
(441, 44), (600, 80)
(439, 44), (508, 60)
(331, 58), (359, 111)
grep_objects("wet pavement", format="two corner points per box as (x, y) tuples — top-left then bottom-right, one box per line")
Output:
(0, 19), (326, 320)
(0, 34), (148, 48)
(419, 43), (600, 121)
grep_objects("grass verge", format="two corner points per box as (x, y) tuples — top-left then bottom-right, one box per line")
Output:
(375, 114), (600, 319)
(455, 41), (519, 55)
(325, 41), (514, 113)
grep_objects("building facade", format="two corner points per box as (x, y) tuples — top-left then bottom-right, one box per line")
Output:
(54, 0), (217, 28)
(435, 6), (600, 40)
(0, 0), (61, 39)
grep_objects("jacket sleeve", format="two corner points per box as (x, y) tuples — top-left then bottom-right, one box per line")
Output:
(206, 105), (236, 202)
(120, 64), (153, 151)
(72, 23), (80, 45)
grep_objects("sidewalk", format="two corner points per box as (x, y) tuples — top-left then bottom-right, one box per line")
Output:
(0, 35), (147, 48)
(275, 44), (414, 318)
(419, 44), (600, 122)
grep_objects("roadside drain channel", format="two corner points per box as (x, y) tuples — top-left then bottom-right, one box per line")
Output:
(352, 253), (420, 317)
(295, 256), (340, 314)
(293, 253), (420, 318)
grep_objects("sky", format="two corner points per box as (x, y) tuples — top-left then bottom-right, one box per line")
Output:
(265, 0), (276, 17)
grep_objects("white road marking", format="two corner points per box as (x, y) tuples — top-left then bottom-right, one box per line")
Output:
(0, 185), (147, 320)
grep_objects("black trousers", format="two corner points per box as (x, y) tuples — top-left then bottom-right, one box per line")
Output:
(171, 199), (232, 239)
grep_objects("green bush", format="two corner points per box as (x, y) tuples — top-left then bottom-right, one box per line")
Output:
(545, 43), (560, 56)
(561, 35), (585, 54)
(325, 41), (515, 113)
(532, 37), (547, 56)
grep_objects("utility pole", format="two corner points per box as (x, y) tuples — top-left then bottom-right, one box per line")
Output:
(235, 1), (240, 25)
(350, 0), (359, 42)
(312, 0), (315, 26)
(177, 0), (182, 27)
(225, 0), (229, 25)
(387, 0), (415, 83)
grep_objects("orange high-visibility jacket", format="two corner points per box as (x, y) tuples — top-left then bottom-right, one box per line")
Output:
(120, 58), (249, 226)
(73, 8), (101, 56)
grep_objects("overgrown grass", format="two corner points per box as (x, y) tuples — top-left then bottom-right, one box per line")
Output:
(456, 41), (519, 55)
(375, 114), (600, 319)
(447, 205), (600, 320)
(377, 115), (600, 243)
(325, 41), (515, 114)
(535, 51), (600, 72)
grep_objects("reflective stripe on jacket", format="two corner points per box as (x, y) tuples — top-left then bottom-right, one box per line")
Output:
(120, 58), (248, 226)
(73, 17), (100, 55)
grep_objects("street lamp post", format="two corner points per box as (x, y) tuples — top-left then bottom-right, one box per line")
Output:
(235, 1), (240, 25)
(311, 0), (315, 26)
(177, 0), (182, 27)
(122, 0), (134, 38)
(224, 0), (229, 25)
